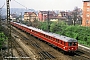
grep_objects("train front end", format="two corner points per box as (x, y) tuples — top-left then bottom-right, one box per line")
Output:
(68, 39), (78, 52)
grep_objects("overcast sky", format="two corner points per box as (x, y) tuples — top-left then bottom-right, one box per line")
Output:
(0, 0), (83, 11)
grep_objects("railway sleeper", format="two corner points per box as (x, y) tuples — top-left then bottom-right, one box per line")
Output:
(38, 51), (55, 59)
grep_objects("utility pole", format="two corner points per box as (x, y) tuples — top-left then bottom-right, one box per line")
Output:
(20, 12), (22, 23)
(48, 11), (50, 32)
(6, 0), (13, 59)
(0, 8), (1, 27)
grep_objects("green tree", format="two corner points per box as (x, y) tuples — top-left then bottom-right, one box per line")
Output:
(0, 32), (8, 49)
(36, 21), (90, 47)
(39, 22), (48, 31)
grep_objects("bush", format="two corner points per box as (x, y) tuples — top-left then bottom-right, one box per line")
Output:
(0, 32), (8, 49)
(39, 21), (90, 47)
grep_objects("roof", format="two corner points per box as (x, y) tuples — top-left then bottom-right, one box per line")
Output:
(14, 22), (77, 42)
(10, 14), (17, 18)
(83, 0), (90, 2)
(24, 12), (36, 15)
(49, 16), (67, 20)
(39, 11), (56, 15)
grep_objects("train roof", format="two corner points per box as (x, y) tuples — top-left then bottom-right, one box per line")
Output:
(14, 22), (77, 42)
(83, 0), (90, 2)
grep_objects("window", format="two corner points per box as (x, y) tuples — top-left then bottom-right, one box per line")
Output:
(87, 8), (90, 11)
(52, 37), (54, 41)
(86, 20), (89, 24)
(73, 42), (77, 46)
(86, 14), (90, 17)
(61, 41), (62, 44)
(48, 36), (50, 39)
(69, 42), (77, 46)
(51, 37), (52, 40)
(44, 34), (45, 37)
(53, 38), (55, 41)
(87, 2), (90, 6)
(46, 35), (48, 38)
(56, 39), (59, 43)
(64, 42), (65, 46)
(69, 42), (72, 46)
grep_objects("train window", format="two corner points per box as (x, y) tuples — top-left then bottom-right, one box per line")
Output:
(49, 36), (51, 39)
(44, 34), (45, 36)
(59, 40), (61, 44)
(45, 35), (46, 37)
(69, 42), (77, 46)
(55, 39), (56, 42)
(61, 41), (62, 44)
(64, 42), (65, 46)
(41, 34), (43, 36)
(49, 37), (51, 39)
(53, 38), (55, 41)
(47, 36), (48, 38)
(34, 31), (36, 33)
(42, 34), (43, 36)
(50, 37), (51, 39)
(40, 33), (42, 35)
(56, 39), (57, 42)
(56, 39), (59, 43)
(69, 42), (72, 46)
(52, 38), (54, 41)
(46, 35), (48, 38)
(73, 42), (77, 46)
(48, 36), (50, 39)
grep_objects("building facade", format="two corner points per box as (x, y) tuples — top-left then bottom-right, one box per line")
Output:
(82, 0), (90, 26)
(38, 11), (57, 22)
(24, 12), (37, 22)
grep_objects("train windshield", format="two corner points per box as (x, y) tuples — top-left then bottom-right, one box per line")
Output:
(69, 42), (77, 46)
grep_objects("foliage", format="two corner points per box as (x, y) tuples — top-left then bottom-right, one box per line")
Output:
(39, 21), (90, 47)
(0, 26), (3, 32)
(50, 22), (58, 33)
(0, 32), (8, 49)
(38, 22), (49, 31)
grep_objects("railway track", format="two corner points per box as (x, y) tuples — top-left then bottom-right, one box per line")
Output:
(13, 40), (30, 60)
(2, 25), (33, 60)
(73, 50), (90, 60)
(62, 48), (90, 60)
(12, 26), (90, 60)
(12, 26), (56, 60)
(1, 20), (90, 60)
(22, 36), (56, 60)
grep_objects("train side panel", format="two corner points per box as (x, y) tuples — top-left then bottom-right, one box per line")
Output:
(11, 22), (78, 52)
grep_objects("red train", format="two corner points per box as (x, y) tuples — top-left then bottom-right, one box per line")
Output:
(11, 22), (78, 52)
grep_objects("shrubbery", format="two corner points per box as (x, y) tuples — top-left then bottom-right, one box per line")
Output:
(0, 32), (8, 49)
(39, 21), (90, 47)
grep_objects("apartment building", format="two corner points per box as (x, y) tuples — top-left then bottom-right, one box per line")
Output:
(24, 12), (37, 22)
(82, 0), (90, 26)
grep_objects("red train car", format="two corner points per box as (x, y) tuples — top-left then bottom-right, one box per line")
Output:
(11, 22), (78, 52)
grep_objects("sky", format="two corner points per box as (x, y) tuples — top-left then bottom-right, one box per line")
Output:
(0, 0), (83, 11)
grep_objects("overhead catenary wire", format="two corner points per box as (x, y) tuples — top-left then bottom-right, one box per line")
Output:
(0, 2), (5, 9)
(0, 2), (5, 27)
(13, 0), (27, 9)
(13, 0), (34, 12)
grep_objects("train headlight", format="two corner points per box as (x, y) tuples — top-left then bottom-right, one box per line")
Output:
(69, 48), (70, 50)
(63, 47), (65, 49)
(71, 48), (73, 50)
